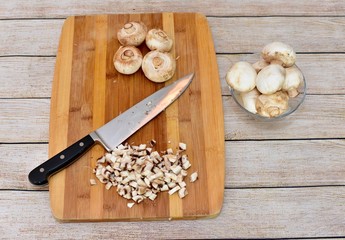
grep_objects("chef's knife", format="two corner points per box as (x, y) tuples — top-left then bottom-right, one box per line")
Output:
(28, 73), (194, 185)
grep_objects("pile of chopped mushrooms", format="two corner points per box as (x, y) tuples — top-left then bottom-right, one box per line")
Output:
(114, 21), (176, 83)
(91, 141), (198, 208)
(226, 42), (304, 118)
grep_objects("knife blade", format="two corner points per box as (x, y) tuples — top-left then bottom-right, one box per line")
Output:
(28, 73), (194, 185)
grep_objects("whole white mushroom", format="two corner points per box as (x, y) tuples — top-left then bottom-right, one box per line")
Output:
(226, 61), (257, 93)
(113, 46), (143, 75)
(240, 88), (260, 114)
(256, 64), (286, 94)
(261, 42), (296, 67)
(117, 21), (148, 46)
(256, 91), (289, 118)
(141, 50), (176, 83)
(146, 29), (173, 52)
(283, 65), (303, 98)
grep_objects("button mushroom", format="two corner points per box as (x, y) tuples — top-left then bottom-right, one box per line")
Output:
(113, 46), (143, 75)
(256, 91), (289, 117)
(261, 42), (296, 67)
(283, 65), (303, 98)
(141, 50), (176, 83)
(146, 29), (173, 52)
(252, 59), (269, 73)
(117, 21), (148, 46)
(240, 88), (260, 114)
(256, 64), (285, 94)
(226, 61), (257, 93)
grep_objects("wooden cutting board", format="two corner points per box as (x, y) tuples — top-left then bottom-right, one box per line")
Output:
(49, 12), (224, 221)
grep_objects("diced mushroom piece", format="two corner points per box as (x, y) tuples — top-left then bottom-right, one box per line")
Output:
(146, 147), (152, 154)
(117, 144), (126, 150)
(129, 181), (138, 189)
(97, 156), (106, 164)
(144, 177), (151, 187)
(127, 172), (136, 181)
(182, 160), (191, 170)
(121, 177), (131, 185)
(90, 179), (97, 186)
(161, 184), (169, 191)
(176, 174), (183, 183)
(178, 181), (186, 188)
(138, 144), (146, 151)
(181, 155), (188, 163)
(151, 182), (159, 189)
(148, 193), (157, 201)
(105, 182), (113, 190)
(150, 139), (157, 147)
(144, 190), (153, 197)
(120, 170), (129, 178)
(131, 190), (138, 197)
(124, 193), (132, 200)
(168, 182), (177, 189)
(138, 186), (146, 195)
(170, 165), (182, 175)
(164, 176), (171, 183)
(167, 148), (173, 154)
(166, 154), (177, 163)
(165, 172), (178, 182)
(179, 142), (187, 151)
(144, 161), (154, 172)
(148, 171), (164, 181)
(178, 188), (188, 199)
(141, 169), (153, 177)
(127, 202), (135, 208)
(180, 169), (188, 177)
(105, 153), (112, 162)
(105, 165), (114, 173)
(190, 172), (198, 182)
(168, 185), (181, 195)
(137, 178), (147, 187)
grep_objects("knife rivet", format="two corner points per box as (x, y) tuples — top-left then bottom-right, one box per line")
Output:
(39, 168), (44, 172)
(60, 154), (65, 160)
(79, 142), (84, 147)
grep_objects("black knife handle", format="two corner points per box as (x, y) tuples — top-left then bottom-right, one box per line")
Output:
(28, 135), (95, 185)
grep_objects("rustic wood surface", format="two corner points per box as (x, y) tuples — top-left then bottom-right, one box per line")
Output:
(0, 0), (345, 239)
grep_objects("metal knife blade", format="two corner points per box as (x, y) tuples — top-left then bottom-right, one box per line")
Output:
(28, 73), (194, 185)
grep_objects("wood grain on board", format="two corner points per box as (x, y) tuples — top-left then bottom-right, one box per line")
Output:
(2, 187), (345, 239)
(48, 13), (224, 221)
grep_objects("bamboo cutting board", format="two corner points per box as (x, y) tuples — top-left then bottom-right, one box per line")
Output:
(49, 13), (224, 221)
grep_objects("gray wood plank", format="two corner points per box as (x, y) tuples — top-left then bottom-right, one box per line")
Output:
(0, 0), (344, 18)
(1, 188), (345, 238)
(1, 17), (345, 56)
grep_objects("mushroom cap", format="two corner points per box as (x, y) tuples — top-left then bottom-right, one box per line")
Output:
(226, 61), (257, 93)
(283, 65), (303, 97)
(261, 42), (296, 67)
(240, 88), (260, 114)
(113, 46), (143, 75)
(252, 59), (269, 73)
(256, 64), (286, 94)
(117, 21), (148, 46)
(141, 50), (176, 83)
(256, 91), (289, 118)
(146, 29), (173, 52)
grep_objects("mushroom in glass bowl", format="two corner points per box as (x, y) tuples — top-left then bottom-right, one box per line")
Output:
(226, 42), (306, 121)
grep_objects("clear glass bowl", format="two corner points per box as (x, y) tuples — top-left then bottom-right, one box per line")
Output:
(230, 65), (306, 121)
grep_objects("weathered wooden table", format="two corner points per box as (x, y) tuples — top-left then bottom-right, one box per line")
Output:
(1, 1), (345, 239)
